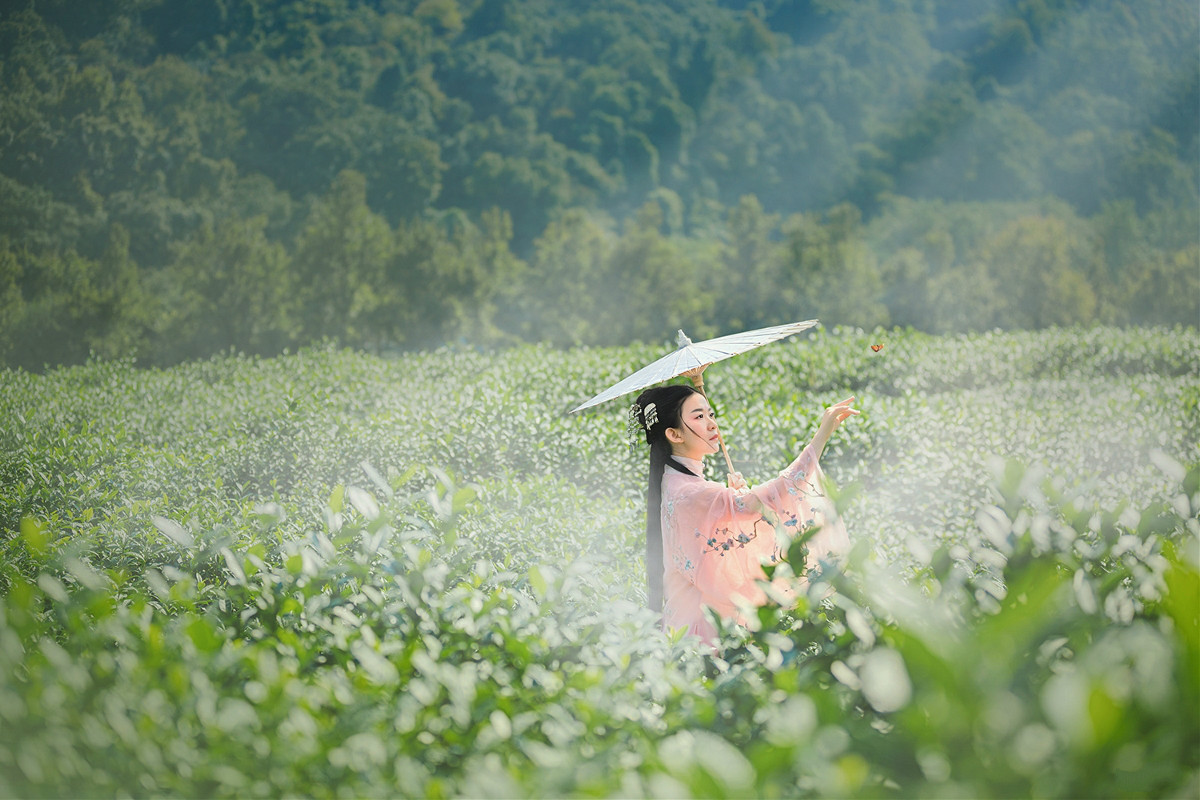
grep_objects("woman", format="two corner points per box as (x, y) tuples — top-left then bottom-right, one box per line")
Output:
(631, 380), (857, 645)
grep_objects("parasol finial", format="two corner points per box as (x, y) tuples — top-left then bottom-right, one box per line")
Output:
(676, 329), (693, 348)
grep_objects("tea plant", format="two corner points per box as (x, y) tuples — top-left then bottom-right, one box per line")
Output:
(0, 325), (1196, 797)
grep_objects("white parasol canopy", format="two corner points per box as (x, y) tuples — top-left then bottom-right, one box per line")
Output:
(571, 318), (819, 471)
(571, 319), (818, 413)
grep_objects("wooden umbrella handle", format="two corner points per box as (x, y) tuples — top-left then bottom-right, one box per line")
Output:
(682, 364), (709, 389)
(685, 366), (735, 475)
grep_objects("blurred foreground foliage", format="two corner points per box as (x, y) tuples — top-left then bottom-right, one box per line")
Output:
(0, 325), (1197, 797)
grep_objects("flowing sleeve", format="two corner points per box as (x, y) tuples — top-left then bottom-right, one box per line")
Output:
(665, 442), (849, 619)
(747, 442), (850, 567)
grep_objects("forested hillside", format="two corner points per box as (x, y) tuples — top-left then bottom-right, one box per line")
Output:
(1, 0), (1196, 369)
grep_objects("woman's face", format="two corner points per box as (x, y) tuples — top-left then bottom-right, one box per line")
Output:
(667, 393), (721, 460)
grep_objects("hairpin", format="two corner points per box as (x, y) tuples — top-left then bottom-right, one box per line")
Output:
(643, 402), (658, 431)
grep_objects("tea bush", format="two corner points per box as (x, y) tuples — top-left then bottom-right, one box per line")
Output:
(0, 325), (1197, 797)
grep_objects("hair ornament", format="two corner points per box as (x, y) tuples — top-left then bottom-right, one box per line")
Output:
(626, 400), (661, 448)
(643, 402), (658, 431)
(627, 402), (645, 447)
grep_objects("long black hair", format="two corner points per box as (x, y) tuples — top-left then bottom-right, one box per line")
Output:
(632, 384), (703, 613)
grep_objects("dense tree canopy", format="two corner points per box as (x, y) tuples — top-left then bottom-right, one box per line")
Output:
(0, 0), (1196, 368)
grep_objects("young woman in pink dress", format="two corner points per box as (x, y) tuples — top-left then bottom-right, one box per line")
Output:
(630, 382), (858, 645)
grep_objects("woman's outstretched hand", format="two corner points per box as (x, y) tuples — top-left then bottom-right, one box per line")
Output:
(812, 396), (859, 458)
(727, 471), (748, 490)
(820, 396), (859, 431)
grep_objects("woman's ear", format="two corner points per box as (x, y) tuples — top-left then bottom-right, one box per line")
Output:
(665, 426), (684, 444)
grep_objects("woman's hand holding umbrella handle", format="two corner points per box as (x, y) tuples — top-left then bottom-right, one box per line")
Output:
(727, 471), (748, 490)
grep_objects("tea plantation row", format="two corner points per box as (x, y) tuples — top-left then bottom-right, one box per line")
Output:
(0, 325), (1197, 797)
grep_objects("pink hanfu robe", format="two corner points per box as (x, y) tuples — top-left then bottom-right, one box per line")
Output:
(660, 444), (849, 646)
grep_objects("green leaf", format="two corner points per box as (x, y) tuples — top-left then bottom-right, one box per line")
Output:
(328, 484), (346, 513)
(452, 486), (477, 514)
(347, 486), (380, 520)
(20, 517), (49, 557)
(186, 616), (222, 653)
(36, 572), (68, 603)
(528, 565), (547, 598)
(151, 515), (193, 548)
(221, 548), (246, 585)
(351, 639), (399, 685)
(63, 557), (106, 592)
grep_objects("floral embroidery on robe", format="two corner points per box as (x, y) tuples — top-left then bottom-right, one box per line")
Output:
(659, 443), (849, 646)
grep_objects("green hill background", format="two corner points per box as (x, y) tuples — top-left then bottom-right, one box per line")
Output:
(1, 0), (1196, 369)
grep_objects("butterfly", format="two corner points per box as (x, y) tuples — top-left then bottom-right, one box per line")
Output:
(870, 344), (884, 352)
